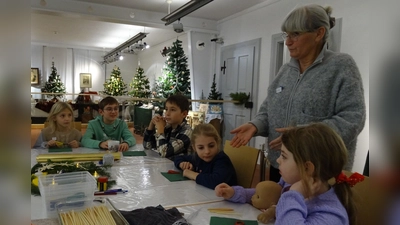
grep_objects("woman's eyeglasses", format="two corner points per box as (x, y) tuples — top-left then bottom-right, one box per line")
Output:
(281, 32), (304, 42)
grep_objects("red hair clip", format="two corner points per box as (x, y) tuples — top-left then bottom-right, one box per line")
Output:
(335, 172), (365, 187)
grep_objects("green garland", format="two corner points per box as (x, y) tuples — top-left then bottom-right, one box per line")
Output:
(31, 160), (116, 196)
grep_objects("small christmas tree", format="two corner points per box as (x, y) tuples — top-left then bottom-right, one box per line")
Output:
(41, 62), (66, 98)
(103, 66), (128, 96)
(208, 74), (223, 102)
(129, 66), (151, 101)
(156, 39), (191, 99)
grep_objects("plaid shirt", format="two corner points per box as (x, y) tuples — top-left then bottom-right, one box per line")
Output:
(143, 119), (192, 159)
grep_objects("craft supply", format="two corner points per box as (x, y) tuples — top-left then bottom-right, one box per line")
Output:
(94, 192), (117, 196)
(59, 205), (117, 225)
(103, 153), (114, 166)
(207, 208), (234, 211)
(97, 176), (108, 191)
(36, 152), (121, 162)
(167, 170), (181, 174)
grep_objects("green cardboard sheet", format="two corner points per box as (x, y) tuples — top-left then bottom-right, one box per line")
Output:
(161, 172), (190, 182)
(123, 151), (147, 156)
(48, 147), (72, 152)
(210, 216), (258, 225)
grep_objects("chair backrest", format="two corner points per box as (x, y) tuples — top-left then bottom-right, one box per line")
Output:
(44, 121), (82, 131)
(329, 171), (371, 225)
(224, 140), (259, 188)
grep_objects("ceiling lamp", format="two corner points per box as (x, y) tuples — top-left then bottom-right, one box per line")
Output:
(161, 0), (213, 26)
(103, 32), (148, 63)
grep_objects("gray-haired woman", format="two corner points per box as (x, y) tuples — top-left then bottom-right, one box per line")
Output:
(230, 4), (366, 182)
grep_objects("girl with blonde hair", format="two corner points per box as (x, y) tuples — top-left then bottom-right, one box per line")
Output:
(33, 102), (81, 148)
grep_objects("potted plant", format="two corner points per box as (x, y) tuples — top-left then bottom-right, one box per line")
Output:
(229, 92), (250, 105)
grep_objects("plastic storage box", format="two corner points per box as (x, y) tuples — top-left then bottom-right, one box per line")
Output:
(38, 171), (97, 217)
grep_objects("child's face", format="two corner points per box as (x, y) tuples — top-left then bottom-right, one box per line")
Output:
(100, 103), (119, 124)
(193, 135), (219, 162)
(54, 108), (73, 129)
(164, 101), (187, 127)
(276, 144), (301, 184)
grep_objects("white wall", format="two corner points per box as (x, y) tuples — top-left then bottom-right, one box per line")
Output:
(217, 0), (370, 173)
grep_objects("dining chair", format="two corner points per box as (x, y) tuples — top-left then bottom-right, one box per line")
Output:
(224, 140), (260, 188)
(44, 121), (82, 131)
(329, 171), (371, 225)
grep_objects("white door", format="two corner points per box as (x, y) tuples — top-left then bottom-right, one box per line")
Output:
(220, 41), (258, 145)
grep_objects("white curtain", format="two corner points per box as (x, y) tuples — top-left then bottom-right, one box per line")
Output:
(42, 47), (105, 101)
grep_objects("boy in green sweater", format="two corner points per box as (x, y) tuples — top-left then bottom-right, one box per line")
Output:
(81, 96), (136, 151)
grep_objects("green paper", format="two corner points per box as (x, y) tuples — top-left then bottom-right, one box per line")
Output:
(122, 151), (147, 156)
(161, 172), (190, 182)
(210, 216), (258, 225)
(48, 147), (72, 152)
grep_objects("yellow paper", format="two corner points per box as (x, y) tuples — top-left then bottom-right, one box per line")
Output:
(36, 152), (121, 162)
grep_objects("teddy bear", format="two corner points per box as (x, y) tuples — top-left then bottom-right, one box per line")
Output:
(250, 181), (282, 223)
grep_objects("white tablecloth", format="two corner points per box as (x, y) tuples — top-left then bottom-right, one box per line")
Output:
(31, 145), (268, 224)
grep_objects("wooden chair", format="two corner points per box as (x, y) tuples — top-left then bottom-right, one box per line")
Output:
(224, 140), (260, 188)
(44, 121), (82, 131)
(329, 171), (371, 225)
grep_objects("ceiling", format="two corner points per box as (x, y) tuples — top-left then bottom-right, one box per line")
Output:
(31, 0), (275, 52)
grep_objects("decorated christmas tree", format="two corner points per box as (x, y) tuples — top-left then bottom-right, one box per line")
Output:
(156, 39), (191, 99)
(129, 66), (151, 101)
(208, 74), (223, 102)
(103, 66), (128, 96)
(41, 62), (66, 98)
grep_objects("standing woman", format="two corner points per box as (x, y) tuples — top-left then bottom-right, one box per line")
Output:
(230, 4), (366, 182)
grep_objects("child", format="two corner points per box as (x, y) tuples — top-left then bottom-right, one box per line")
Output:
(143, 94), (192, 159)
(215, 123), (364, 225)
(174, 124), (237, 190)
(81, 96), (136, 151)
(33, 102), (81, 148)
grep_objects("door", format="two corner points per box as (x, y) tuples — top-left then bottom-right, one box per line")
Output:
(220, 40), (259, 146)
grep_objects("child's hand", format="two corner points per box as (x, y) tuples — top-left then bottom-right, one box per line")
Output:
(118, 142), (129, 151)
(183, 169), (198, 180)
(155, 119), (166, 134)
(290, 177), (325, 198)
(47, 140), (56, 147)
(99, 141), (108, 149)
(215, 183), (235, 199)
(179, 162), (193, 170)
(68, 140), (79, 148)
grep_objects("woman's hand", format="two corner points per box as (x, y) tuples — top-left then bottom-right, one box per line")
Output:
(215, 183), (235, 199)
(230, 123), (257, 147)
(68, 140), (80, 148)
(269, 127), (290, 150)
(179, 162), (193, 170)
(99, 141), (108, 149)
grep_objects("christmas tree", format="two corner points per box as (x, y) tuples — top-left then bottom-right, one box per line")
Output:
(208, 74), (223, 102)
(103, 66), (128, 96)
(156, 39), (191, 99)
(129, 66), (151, 101)
(41, 62), (66, 98)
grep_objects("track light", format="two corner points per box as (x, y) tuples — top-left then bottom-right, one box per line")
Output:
(103, 32), (148, 63)
(161, 0), (213, 26)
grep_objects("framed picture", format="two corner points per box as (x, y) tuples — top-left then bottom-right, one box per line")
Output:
(31, 68), (39, 84)
(80, 73), (92, 88)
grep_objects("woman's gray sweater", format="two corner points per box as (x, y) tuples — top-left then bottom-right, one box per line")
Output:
(251, 43), (366, 170)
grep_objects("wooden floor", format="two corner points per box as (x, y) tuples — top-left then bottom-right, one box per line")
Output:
(31, 125), (263, 188)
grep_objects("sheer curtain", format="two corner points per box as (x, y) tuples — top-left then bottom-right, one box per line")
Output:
(42, 47), (105, 101)
(43, 47), (73, 100)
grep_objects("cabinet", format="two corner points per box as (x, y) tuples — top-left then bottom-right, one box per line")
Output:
(133, 106), (153, 135)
